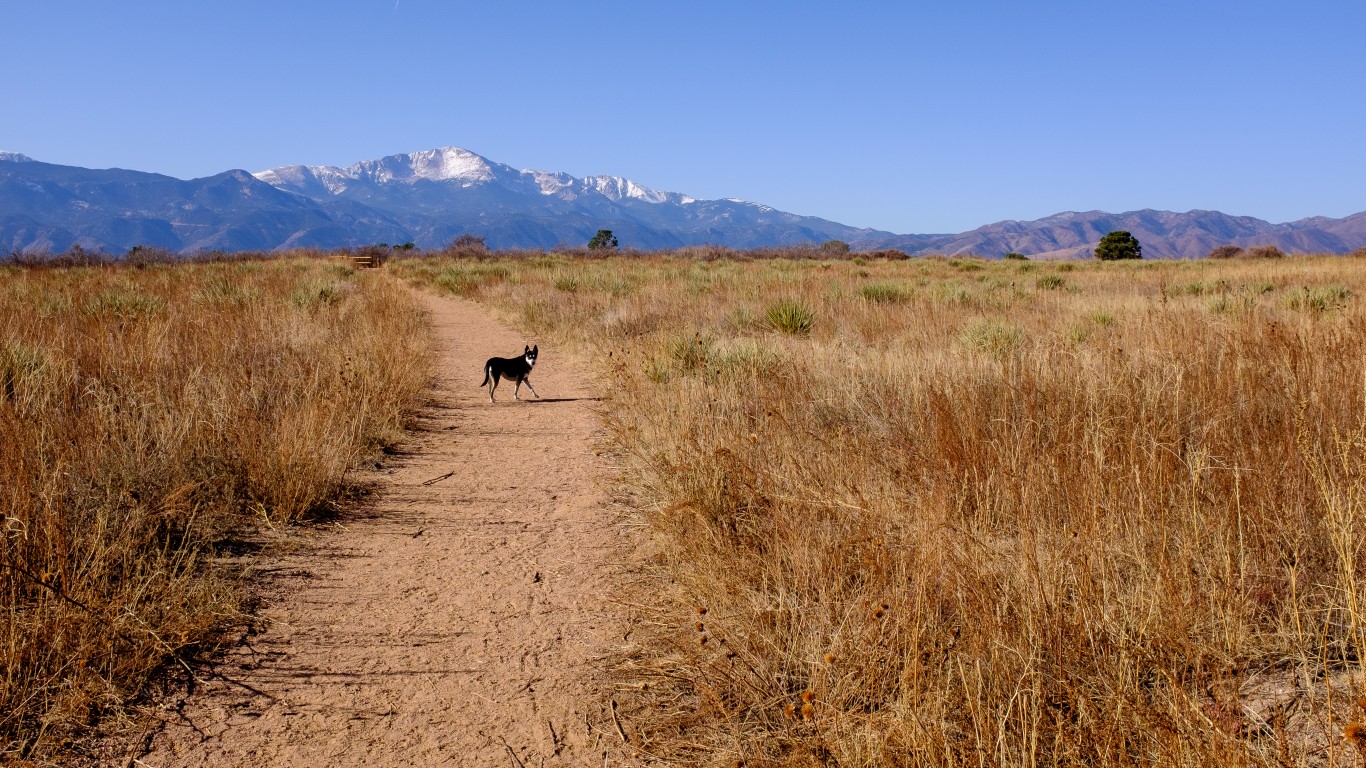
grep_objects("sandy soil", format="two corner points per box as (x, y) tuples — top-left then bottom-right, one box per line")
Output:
(131, 291), (637, 767)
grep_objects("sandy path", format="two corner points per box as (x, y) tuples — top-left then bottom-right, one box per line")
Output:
(135, 291), (634, 767)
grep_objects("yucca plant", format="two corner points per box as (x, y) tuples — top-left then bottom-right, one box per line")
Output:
(765, 298), (815, 335)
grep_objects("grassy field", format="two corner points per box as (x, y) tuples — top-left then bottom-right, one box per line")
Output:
(398, 252), (1366, 767)
(8, 249), (1366, 766)
(0, 257), (430, 760)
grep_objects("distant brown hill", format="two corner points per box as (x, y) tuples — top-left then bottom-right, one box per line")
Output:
(854, 209), (1366, 259)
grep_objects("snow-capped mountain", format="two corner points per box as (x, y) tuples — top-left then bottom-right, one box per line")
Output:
(0, 153), (412, 253)
(3, 147), (1365, 256)
(255, 147), (501, 195)
(0, 145), (881, 253)
(244, 146), (880, 250)
(257, 147), (681, 204)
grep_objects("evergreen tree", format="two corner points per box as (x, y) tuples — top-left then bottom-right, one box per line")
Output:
(587, 229), (619, 250)
(1094, 230), (1142, 260)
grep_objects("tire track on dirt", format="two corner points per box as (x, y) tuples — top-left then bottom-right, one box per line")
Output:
(135, 290), (635, 767)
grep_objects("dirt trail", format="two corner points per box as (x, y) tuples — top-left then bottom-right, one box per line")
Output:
(135, 291), (635, 767)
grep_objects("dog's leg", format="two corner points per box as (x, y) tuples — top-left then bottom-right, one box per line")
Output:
(522, 378), (539, 399)
(488, 371), (499, 403)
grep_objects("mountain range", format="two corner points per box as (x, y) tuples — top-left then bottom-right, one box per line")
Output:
(2, 147), (1363, 258)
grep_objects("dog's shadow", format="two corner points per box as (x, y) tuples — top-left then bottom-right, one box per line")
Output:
(527, 397), (601, 404)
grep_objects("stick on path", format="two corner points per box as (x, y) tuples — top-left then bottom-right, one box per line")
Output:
(138, 290), (634, 767)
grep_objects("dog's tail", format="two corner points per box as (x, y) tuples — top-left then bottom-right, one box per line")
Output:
(478, 363), (491, 389)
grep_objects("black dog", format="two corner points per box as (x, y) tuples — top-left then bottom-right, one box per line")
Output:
(479, 345), (539, 403)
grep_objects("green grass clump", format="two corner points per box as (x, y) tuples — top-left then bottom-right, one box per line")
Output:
(765, 298), (815, 335)
(429, 262), (513, 296)
(1035, 273), (1067, 291)
(960, 317), (1024, 356)
(289, 279), (345, 309)
(1285, 284), (1351, 313)
(86, 287), (165, 318)
(859, 282), (910, 303)
(553, 271), (581, 292)
(668, 333), (714, 373)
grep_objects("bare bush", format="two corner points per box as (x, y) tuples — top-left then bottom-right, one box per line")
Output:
(1243, 244), (1287, 259)
(1207, 244), (1244, 259)
(862, 248), (913, 260)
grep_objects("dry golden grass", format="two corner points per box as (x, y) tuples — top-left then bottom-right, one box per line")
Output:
(399, 252), (1366, 766)
(0, 257), (430, 760)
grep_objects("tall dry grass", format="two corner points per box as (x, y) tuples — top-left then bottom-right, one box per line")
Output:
(0, 258), (430, 760)
(400, 253), (1366, 766)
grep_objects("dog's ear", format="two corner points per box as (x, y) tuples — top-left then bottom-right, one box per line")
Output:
(532, 345), (538, 355)
(524, 345), (531, 353)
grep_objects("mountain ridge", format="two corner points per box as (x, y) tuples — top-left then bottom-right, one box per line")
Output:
(2, 147), (1364, 257)
(868, 207), (1366, 259)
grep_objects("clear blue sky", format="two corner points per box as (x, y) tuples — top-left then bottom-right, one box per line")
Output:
(3, 1), (1363, 233)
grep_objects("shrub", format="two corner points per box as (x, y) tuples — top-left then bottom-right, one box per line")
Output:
(444, 233), (489, 257)
(1244, 244), (1286, 259)
(819, 240), (851, 257)
(1207, 244), (1244, 259)
(1004, 252), (1029, 260)
(12, 244), (112, 268)
(861, 249), (911, 260)
(124, 245), (179, 267)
